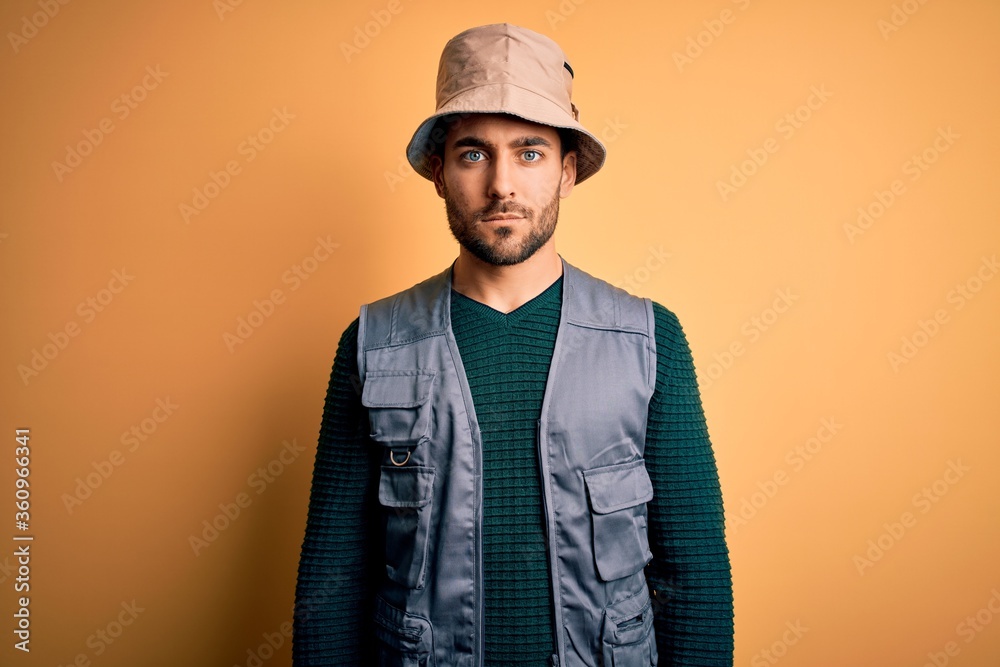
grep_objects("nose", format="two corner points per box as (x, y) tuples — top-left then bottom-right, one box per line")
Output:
(486, 156), (515, 200)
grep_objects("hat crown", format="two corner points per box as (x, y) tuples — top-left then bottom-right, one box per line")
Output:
(436, 23), (574, 116)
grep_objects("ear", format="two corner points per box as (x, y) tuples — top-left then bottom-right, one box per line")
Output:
(559, 151), (577, 198)
(429, 155), (446, 199)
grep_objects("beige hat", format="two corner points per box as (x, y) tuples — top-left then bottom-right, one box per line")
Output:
(405, 23), (607, 185)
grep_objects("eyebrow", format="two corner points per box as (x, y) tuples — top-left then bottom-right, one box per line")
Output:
(450, 135), (554, 151)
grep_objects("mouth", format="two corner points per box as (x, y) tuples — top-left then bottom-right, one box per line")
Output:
(482, 215), (524, 222)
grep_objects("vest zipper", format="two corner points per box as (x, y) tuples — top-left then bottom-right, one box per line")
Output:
(477, 426), (485, 667)
(537, 417), (563, 663)
(478, 530), (484, 665)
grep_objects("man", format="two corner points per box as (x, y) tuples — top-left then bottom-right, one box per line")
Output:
(294, 23), (733, 666)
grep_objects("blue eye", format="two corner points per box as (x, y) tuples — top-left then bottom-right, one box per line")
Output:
(463, 150), (485, 162)
(523, 150), (540, 162)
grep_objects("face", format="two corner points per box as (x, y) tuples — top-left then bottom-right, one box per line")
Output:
(430, 114), (577, 267)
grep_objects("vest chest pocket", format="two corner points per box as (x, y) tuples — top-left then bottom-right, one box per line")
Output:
(379, 465), (435, 589)
(583, 460), (654, 582)
(361, 370), (436, 456)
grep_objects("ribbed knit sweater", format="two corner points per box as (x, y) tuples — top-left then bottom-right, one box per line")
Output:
(293, 274), (734, 666)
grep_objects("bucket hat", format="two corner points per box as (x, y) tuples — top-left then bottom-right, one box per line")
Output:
(405, 23), (607, 185)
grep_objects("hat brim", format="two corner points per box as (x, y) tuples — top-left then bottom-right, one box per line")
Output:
(405, 83), (607, 185)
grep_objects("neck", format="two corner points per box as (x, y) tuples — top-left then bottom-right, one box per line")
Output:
(451, 244), (563, 314)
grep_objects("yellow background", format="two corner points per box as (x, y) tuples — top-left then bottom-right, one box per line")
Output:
(1, 0), (998, 665)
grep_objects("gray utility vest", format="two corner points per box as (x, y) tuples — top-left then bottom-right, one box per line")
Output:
(357, 256), (659, 667)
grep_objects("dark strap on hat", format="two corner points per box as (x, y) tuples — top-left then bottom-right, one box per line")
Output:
(563, 61), (574, 78)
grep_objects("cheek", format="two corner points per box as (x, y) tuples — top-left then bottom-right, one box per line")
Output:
(527, 170), (563, 200)
(444, 173), (481, 207)
(443, 182), (468, 208)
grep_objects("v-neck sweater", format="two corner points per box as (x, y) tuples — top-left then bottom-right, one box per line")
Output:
(294, 276), (734, 666)
(451, 276), (564, 663)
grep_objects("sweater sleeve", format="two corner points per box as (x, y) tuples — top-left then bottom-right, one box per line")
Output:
(293, 317), (381, 666)
(645, 302), (734, 666)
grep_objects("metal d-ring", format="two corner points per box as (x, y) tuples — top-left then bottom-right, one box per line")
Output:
(389, 449), (411, 466)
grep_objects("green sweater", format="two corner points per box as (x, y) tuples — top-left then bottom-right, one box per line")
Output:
(294, 275), (734, 665)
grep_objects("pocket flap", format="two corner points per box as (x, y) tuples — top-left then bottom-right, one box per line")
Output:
(362, 371), (435, 408)
(603, 589), (656, 663)
(379, 466), (435, 508)
(373, 594), (432, 654)
(584, 460), (653, 514)
(604, 587), (652, 628)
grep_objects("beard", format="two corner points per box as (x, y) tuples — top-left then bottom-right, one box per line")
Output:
(444, 184), (560, 267)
